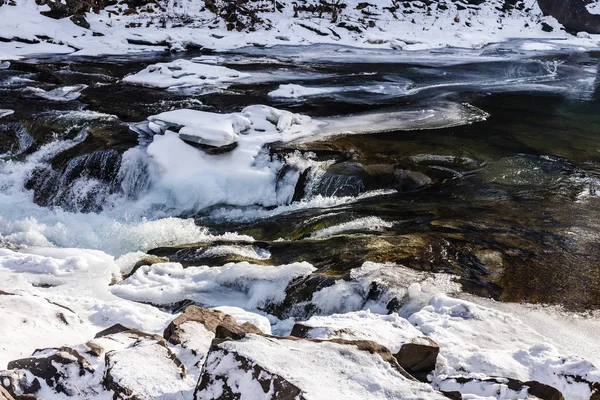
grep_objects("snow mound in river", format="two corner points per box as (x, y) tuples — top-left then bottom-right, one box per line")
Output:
(123, 59), (250, 91)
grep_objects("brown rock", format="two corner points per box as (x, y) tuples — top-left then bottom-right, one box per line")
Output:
(215, 321), (264, 340)
(395, 337), (440, 382)
(94, 323), (164, 341)
(164, 305), (263, 344)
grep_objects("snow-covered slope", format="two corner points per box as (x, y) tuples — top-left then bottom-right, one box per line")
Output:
(1, 0), (599, 60)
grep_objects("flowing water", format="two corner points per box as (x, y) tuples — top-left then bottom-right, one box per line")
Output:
(0, 41), (599, 313)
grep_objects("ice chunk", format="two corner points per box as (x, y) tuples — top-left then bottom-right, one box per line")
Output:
(0, 109), (14, 119)
(148, 109), (250, 147)
(122, 59), (250, 90)
(28, 84), (88, 101)
(268, 83), (336, 98)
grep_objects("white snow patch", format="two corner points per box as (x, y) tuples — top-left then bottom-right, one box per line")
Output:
(409, 294), (600, 400)
(297, 310), (422, 353)
(0, 109), (14, 119)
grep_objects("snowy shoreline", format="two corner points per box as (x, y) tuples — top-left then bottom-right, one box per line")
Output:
(1, 0), (600, 62)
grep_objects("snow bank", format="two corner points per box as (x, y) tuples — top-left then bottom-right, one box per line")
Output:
(1, 0), (600, 61)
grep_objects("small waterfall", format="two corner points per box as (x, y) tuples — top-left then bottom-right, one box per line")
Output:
(26, 149), (123, 213)
(0, 123), (34, 158)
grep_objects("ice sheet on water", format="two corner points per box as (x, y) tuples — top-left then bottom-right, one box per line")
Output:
(310, 102), (490, 141)
(310, 216), (393, 238)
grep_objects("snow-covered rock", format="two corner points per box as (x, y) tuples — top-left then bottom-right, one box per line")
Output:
(409, 295), (600, 400)
(291, 310), (423, 353)
(104, 339), (189, 399)
(291, 310), (439, 381)
(5, 347), (94, 397)
(211, 306), (272, 335)
(195, 334), (448, 400)
(123, 59), (249, 91)
(147, 109), (248, 147)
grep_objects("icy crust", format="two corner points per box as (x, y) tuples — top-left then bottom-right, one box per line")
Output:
(1, 0), (600, 61)
(122, 59), (250, 91)
(111, 261), (316, 311)
(198, 334), (448, 400)
(27, 85), (87, 102)
(410, 295), (600, 400)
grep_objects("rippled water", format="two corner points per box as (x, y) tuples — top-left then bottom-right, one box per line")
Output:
(0, 42), (599, 309)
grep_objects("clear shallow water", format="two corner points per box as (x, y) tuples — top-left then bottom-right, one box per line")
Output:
(0, 43), (599, 309)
